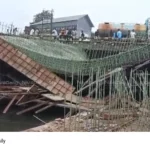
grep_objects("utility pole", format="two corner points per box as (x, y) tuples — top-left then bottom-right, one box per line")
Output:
(50, 9), (54, 35)
(41, 10), (44, 34)
(10, 23), (14, 35)
(1, 22), (4, 33)
(42, 16), (44, 34)
(147, 18), (150, 40)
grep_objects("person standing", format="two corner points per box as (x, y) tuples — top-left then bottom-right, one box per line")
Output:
(95, 30), (99, 39)
(130, 29), (136, 39)
(67, 29), (73, 41)
(117, 29), (122, 39)
(52, 29), (58, 40)
(59, 28), (65, 39)
(35, 29), (40, 36)
(81, 30), (85, 40)
(30, 28), (35, 36)
(72, 30), (75, 39)
(110, 30), (113, 38)
(113, 32), (116, 38)
(127, 30), (130, 38)
(71, 29), (77, 40)
(7, 29), (9, 34)
(13, 28), (17, 35)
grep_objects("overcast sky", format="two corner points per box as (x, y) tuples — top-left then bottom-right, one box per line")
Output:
(0, 0), (149, 31)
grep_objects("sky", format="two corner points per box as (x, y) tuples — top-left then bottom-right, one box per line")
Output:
(0, 0), (149, 31)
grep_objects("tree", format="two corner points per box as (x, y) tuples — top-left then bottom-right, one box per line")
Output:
(33, 10), (52, 23)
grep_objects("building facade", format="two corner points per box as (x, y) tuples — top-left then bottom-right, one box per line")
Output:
(30, 14), (94, 37)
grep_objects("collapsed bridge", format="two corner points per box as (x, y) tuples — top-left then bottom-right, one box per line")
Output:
(1, 35), (150, 75)
(1, 35), (150, 131)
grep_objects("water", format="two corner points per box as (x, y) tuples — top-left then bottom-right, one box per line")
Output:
(0, 100), (68, 132)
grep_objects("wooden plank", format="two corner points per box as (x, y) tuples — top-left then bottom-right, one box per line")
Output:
(17, 98), (45, 106)
(16, 84), (36, 104)
(42, 94), (64, 102)
(18, 87), (33, 91)
(0, 93), (42, 95)
(65, 93), (88, 104)
(16, 102), (49, 115)
(3, 95), (17, 114)
(65, 93), (79, 104)
(35, 103), (54, 114)
(16, 94), (31, 104)
(66, 102), (92, 111)
(0, 90), (25, 93)
(56, 103), (91, 111)
(64, 94), (105, 107)
(28, 85), (38, 93)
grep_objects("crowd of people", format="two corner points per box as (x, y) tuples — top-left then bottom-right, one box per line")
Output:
(52, 28), (85, 41)
(94, 29), (137, 39)
(26, 27), (86, 41)
(26, 26), (137, 41)
(113, 29), (136, 39)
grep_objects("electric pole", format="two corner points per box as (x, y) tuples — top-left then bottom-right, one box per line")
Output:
(148, 18), (150, 40)
(50, 9), (54, 35)
(42, 9), (44, 34)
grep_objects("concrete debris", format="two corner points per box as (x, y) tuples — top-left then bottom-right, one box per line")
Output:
(25, 108), (139, 132)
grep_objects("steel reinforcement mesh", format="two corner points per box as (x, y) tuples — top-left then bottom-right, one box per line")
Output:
(63, 70), (150, 132)
(25, 70), (150, 132)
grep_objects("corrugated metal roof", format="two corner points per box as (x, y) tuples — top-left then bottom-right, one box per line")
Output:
(54, 14), (86, 23)
(30, 14), (94, 27)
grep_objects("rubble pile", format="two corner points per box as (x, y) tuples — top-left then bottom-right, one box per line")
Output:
(25, 111), (138, 132)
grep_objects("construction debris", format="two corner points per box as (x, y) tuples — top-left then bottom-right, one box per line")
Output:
(1, 34), (150, 132)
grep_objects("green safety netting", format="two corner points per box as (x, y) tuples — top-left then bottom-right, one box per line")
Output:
(1, 36), (150, 75)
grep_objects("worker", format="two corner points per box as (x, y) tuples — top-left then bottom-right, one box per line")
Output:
(110, 30), (113, 38)
(7, 29), (9, 34)
(127, 30), (130, 38)
(113, 31), (117, 39)
(24, 26), (30, 35)
(130, 29), (136, 39)
(52, 29), (58, 40)
(66, 29), (73, 41)
(13, 28), (17, 35)
(35, 28), (40, 36)
(65, 29), (68, 40)
(117, 29), (122, 39)
(65, 29), (68, 35)
(59, 28), (65, 39)
(81, 30), (85, 40)
(72, 29), (77, 40)
(95, 30), (99, 39)
(30, 28), (35, 36)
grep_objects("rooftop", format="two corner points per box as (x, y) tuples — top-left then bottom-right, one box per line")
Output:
(30, 14), (94, 27)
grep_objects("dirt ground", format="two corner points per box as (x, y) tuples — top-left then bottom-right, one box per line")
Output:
(25, 110), (146, 132)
